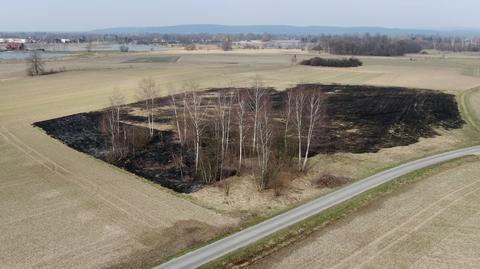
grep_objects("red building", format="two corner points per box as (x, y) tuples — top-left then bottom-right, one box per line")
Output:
(6, 42), (25, 51)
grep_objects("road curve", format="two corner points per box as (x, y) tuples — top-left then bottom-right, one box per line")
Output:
(155, 146), (480, 269)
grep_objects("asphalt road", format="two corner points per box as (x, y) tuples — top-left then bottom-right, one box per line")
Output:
(155, 145), (480, 269)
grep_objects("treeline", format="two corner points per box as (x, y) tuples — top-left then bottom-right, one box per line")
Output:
(310, 35), (423, 56)
(300, 57), (362, 67)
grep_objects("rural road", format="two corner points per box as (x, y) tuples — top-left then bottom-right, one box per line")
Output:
(155, 145), (480, 269)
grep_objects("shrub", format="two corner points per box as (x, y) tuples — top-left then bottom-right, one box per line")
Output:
(313, 173), (351, 188)
(300, 57), (363, 68)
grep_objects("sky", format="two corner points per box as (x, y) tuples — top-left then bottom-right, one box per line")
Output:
(1, 0), (479, 32)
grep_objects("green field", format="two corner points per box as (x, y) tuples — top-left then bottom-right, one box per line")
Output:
(123, 55), (181, 63)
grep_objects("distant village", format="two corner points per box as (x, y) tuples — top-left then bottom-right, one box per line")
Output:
(1, 32), (479, 53)
(0, 37), (75, 51)
(0, 35), (305, 52)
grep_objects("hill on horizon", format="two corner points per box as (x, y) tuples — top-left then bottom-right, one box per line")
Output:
(91, 24), (480, 36)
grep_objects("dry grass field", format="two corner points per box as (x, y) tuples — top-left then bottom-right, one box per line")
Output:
(0, 123), (237, 268)
(1, 49), (480, 268)
(250, 157), (480, 269)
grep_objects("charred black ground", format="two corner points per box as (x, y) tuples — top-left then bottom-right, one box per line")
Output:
(35, 113), (201, 193)
(34, 84), (463, 193)
(290, 84), (463, 153)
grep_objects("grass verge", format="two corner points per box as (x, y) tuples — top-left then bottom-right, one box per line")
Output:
(199, 155), (480, 269)
(459, 86), (480, 136)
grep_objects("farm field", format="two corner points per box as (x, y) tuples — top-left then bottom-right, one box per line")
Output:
(1, 49), (480, 268)
(0, 122), (236, 269)
(249, 156), (480, 269)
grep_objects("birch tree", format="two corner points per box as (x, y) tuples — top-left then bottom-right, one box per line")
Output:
(105, 90), (125, 157)
(216, 90), (233, 180)
(284, 90), (293, 149)
(249, 75), (266, 151)
(256, 96), (273, 190)
(169, 84), (184, 145)
(181, 84), (191, 143)
(185, 87), (207, 173)
(292, 88), (307, 168)
(302, 91), (323, 170)
(137, 78), (158, 137)
(236, 89), (248, 173)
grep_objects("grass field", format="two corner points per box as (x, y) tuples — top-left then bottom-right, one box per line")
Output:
(1, 49), (480, 268)
(123, 55), (180, 63)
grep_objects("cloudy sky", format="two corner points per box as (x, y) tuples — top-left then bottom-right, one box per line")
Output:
(1, 0), (479, 31)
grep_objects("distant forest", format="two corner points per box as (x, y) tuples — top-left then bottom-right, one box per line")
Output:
(314, 35), (422, 56)
(310, 35), (480, 55)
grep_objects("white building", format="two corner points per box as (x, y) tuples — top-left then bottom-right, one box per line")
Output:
(0, 38), (26, 44)
(267, 40), (302, 49)
(233, 40), (266, 49)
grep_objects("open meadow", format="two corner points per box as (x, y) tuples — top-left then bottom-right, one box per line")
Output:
(1, 49), (480, 268)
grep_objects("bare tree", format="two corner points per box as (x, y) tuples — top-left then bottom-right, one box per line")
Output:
(137, 78), (158, 137)
(236, 89), (248, 173)
(292, 88), (307, 168)
(284, 90), (293, 149)
(302, 91), (324, 170)
(216, 90), (233, 180)
(256, 96), (273, 190)
(181, 84), (191, 143)
(103, 90), (126, 158)
(169, 84), (184, 145)
(249, 76), (266, 151)
(185, 84), (207, 173)
(26, 51), (45, 76)
(222, 37), (233, 51)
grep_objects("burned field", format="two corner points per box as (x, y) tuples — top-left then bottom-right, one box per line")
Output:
(34, 84), (463, 193)
(304, 85), (463, 153)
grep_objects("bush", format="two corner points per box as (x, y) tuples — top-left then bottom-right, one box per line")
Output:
(120, 45), (129, 52)
(313, 173), (351, 188)
(300, 57), (362, 68)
